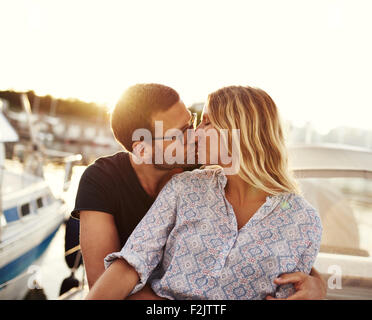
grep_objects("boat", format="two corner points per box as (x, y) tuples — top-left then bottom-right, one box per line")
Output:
(0, 95), (81, 299)
(289, 143), (372, 299)
(2, 98), (120, 166)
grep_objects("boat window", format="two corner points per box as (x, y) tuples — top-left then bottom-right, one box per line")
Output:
(3, 207), (19, 223)
(21, 203), (31, 217)
(36, 197), (43, 209)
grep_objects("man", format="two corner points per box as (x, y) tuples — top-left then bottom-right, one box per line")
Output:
(72, 83), (326, 300)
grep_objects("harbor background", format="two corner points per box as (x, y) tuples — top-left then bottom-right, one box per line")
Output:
(32, 164), (86, 300)
(1, 0), (372, 300)
(6, 114), (372, 299)
(2, 96), (371, 299)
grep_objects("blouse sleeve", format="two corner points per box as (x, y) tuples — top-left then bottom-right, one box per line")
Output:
(104, 176), (178, 295)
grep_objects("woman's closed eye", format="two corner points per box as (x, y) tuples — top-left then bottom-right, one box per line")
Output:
(202, 120), (211, 128)
(201, 116), (211, 126)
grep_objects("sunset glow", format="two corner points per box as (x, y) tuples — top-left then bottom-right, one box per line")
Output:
(1, 0), (371, 133)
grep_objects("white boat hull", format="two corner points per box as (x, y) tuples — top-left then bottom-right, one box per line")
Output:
(0, 196), (67, 299)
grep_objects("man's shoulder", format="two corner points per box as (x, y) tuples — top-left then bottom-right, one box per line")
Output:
(81, 151), (128, 180)
(92, 151), (128, 167)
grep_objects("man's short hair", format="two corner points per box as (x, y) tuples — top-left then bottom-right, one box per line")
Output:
(111, 83), (180, 152)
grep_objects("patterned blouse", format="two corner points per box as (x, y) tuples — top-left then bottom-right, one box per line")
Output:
(104, 168), (322, 300)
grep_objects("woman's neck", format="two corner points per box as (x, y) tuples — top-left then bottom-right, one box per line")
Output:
(225, 174), (270, 206)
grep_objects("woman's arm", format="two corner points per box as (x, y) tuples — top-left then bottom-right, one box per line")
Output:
(85, 259), (139, 300)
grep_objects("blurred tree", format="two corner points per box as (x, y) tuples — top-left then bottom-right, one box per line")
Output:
(0, 90), (109, 122)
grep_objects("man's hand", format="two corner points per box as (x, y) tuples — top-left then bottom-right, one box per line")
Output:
(266, 268), (327, 300)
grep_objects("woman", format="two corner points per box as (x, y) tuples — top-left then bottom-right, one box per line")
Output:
(85, 86), (322, 300)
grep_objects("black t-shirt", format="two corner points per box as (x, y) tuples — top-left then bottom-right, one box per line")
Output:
(71, 151), (155, 247)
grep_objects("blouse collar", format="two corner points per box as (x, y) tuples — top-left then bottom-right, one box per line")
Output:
(214, 167), (292, 226)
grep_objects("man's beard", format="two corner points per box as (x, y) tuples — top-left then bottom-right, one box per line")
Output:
(153, 162), (202, 171)
(151, 150), (201, 171)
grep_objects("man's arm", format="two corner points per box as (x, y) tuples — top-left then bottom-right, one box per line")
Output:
(80, 210), (121, 289)
(80, 210), (164, 299)
(266, 268), (327, 300)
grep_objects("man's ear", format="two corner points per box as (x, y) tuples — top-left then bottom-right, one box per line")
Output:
(132, 140), (153, 165)
(132, 141), (144, 157)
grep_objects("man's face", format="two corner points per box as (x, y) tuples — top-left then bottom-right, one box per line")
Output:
(151, 100), (199, 170)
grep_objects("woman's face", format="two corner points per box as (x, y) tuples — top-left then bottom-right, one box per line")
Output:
(196, 105), (221, 166)
(196, 104), (239, 173)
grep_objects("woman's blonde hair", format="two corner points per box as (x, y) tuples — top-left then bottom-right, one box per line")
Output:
(207, 85), (300, 196)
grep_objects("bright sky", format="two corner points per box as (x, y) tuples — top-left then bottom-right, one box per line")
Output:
(0, 0), (371, 133)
